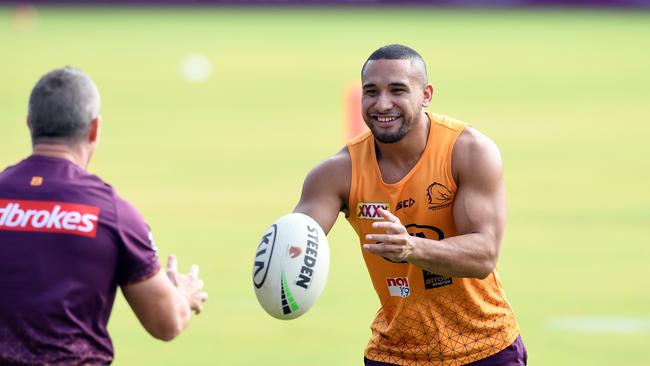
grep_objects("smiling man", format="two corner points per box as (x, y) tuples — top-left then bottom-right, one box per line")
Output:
(293, 44), (526, 365)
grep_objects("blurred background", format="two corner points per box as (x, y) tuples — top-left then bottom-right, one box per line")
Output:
(1, 1), (649, 365)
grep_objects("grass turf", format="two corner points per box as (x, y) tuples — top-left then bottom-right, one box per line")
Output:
(1, 7), (649, 365)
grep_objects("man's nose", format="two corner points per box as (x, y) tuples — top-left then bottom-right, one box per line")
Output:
(375, 92), (393, 112)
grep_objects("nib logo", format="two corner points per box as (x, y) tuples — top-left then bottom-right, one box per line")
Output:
(386, 277), (410, 298)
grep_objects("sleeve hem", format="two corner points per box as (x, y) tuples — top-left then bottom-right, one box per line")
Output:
(118, 260), (161, 286)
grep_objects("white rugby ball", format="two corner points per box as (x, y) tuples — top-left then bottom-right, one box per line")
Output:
(252, 213), (330, 320)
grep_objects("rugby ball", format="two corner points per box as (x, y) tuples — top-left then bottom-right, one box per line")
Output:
(252, 213), (330, 320)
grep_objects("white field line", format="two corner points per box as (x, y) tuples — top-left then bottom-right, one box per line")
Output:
(548, 316), (650, 333)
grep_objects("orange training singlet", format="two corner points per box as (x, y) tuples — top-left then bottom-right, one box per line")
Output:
(346, 112), (519, 366)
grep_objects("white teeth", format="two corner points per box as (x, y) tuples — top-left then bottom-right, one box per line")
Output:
(377, 116), (398, 122)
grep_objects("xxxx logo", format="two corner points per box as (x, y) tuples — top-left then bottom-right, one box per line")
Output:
(356, 202), (390, 220)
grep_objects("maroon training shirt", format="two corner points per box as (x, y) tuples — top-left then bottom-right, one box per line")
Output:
(0, 155), (160, 365)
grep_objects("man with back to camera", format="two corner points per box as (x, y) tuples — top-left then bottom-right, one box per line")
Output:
(293, 45), (527, 365)
(0, 67), (208, 365)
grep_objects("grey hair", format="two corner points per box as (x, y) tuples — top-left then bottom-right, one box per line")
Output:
(28, 67), (100, 145)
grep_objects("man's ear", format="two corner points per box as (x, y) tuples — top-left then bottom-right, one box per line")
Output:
(26, 117), (32, 131)
(422, 84), (434, 107)
(88, 116), (101, 143)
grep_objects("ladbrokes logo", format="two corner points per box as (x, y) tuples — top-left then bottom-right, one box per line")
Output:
(0, 199), (100, 238)
(357, 202), (390, 220)
(386, 277), (410, 298)
(426, 182), (453, 211)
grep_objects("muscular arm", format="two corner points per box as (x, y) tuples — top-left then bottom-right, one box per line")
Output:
(364, 127), (506, 279)
(121, 256), (207, 341)
(293, 147), (351, 234)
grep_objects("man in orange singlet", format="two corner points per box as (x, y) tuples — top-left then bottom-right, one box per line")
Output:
(293, 44), (527, 365)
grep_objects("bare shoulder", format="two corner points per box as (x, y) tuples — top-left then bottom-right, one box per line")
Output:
(452, 126), (503, 186)
(312, 146), (351, 173)
(294, 147), (351, 233)
(305, 146), (351, 199)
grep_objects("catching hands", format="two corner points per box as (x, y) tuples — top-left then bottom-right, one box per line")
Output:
(166, 255), (208, 314)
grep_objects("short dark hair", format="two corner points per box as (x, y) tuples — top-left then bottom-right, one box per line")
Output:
(28, 67), (100, 145)
(362, 44), (428, 82)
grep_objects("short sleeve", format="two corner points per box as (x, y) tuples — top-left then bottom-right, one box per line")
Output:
(114, 196), (160, 285)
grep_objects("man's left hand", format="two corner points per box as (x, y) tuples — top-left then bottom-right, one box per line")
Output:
(363, 208), (415, 263)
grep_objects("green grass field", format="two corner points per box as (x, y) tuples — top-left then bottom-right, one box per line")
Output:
(1, 6), (649, 365)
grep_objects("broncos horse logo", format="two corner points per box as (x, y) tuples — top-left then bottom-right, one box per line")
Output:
(426, 182), (453, 210)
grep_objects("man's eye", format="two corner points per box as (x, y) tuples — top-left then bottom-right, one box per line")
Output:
(392, 89), (406, 94)
(363, 90), (377, 96)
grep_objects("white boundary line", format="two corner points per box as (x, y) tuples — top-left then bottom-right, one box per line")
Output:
(548, 316), (650, 333)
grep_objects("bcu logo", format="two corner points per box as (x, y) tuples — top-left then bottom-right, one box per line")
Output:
(403, 223), (453, 289)
(386, 277), (410, 298)
(357, 202), (390, 220)
(382, 224), (445, 264)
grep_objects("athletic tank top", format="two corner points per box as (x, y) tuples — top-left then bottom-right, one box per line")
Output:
(346, 112), (519, 365)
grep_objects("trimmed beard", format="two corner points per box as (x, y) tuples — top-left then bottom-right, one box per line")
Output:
(368, 121), (409, 144)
